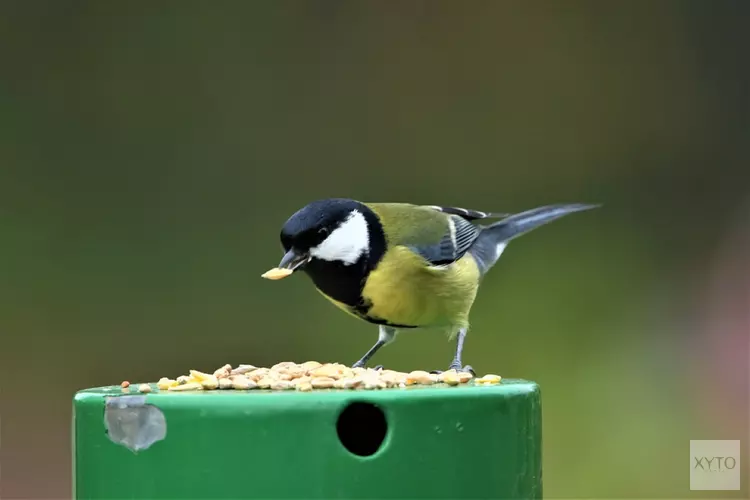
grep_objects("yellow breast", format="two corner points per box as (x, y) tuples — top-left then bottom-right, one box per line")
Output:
(361, 247), (481, 328)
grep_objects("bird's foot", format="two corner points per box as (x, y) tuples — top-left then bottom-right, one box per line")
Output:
(351, 361), (384, 371)
(430, 364), (475, 376)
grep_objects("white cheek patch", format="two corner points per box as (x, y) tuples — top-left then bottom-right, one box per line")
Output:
(309, 210), (369, 265)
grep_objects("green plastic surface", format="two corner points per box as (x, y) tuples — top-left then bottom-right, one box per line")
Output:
(73, 379), (542, 499)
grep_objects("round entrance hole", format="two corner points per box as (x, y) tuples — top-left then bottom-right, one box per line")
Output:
(336, 402), (388, 457)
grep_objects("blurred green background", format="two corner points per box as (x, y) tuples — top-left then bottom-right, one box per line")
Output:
(1, 1), (748, 498)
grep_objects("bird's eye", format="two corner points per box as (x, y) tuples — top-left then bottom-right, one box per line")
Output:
(318, 227), (329, 237)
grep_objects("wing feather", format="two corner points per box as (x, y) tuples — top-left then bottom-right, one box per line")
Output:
(422, 205), (508, 221)
(366, 203), (485, 266)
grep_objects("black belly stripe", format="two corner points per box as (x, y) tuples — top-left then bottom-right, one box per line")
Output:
(361, 316), (419, 329)
(350, 297), (420, 329)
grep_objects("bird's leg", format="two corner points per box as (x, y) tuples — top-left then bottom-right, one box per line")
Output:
(351, 341), (385, 369)
(351, 326), (396, 369)
(449, 327), (474, 374)
(431, 328), (475, 375)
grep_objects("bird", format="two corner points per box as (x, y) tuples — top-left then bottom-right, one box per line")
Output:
(261, 198), (598, 373)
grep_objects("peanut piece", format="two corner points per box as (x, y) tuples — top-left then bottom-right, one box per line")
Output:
(213, 364), (232, 379)
(292, 376), (312, 387)
(363, 378), (386, 390)
(310, 365), (341, 379)
(200, 376), (219, 390)
(311, 377), (335, 389)
(169, 382), (202, 391)
(406, 370), (435, 385)
(300, 361), (322, 372)
(157, 378), (177, 390)
(261, 267), (293, 280)
(441, 371), (461, 386)
(247, 369), (269, 381)
(257, 377), (274, 389)
(231, 376), (257, 390)
(285, 367), (306, 379)
(341, 377), (363, 389)
(380, 371), (405, 387)
(270, 380), (293, 390)
(138, 383), (152, 393)
(230, 364), (257, 375)
(189, 370), (213, 382)
(475, 374), (502, 385)
(271, 361), (296, 371)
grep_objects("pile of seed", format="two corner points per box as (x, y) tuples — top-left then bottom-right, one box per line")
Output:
(121, 362), (502, 393)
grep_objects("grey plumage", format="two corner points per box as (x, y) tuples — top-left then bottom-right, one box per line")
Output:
(409, 205), (509, 265)
(423, 205), (508, 221)
(409, 215), (481, 266)
(409, 203), (598, 272)
(470, 203), (599, 274)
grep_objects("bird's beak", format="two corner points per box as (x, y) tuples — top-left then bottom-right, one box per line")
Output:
(261, 249), (311, 280)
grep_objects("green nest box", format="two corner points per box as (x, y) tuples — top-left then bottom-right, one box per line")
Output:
(73, 380), (542, 498)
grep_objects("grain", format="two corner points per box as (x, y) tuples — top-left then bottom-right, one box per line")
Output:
(297, 381), (313, 392)
(169, 382), (202, 392)
(261, 267), (293, 280)
(292, 376), (312, 387)
(440, 370), (461, 386)
(189, 370), (212, 382)
(231, 376), (257, 390)
(200, 376), (219, 390)
(213, 364), (232, 379)
(311, 377), (335, 389)
(300, 361), (322, 372)
(270, 380), (293, 390)
(406, 370), (436, 385)
(230, 364), (257, 376)
(135, 361), (493, 393)
(257, 377), (275, 389)
(310, 364), (343, 379)
(157, 378), (177, 390)
(475, 374), (502, 385)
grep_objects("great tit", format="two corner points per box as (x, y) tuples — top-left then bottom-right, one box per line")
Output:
(262, 199), (597, 373)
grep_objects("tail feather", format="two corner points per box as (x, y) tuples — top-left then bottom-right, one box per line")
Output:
(470, 203), (599, 274)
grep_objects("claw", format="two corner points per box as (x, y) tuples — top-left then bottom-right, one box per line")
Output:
(438, 364), (475, 376)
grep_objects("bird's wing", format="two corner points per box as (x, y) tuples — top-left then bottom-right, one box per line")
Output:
(365, 203), (484, 266)
(421, 205), (509, 221)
